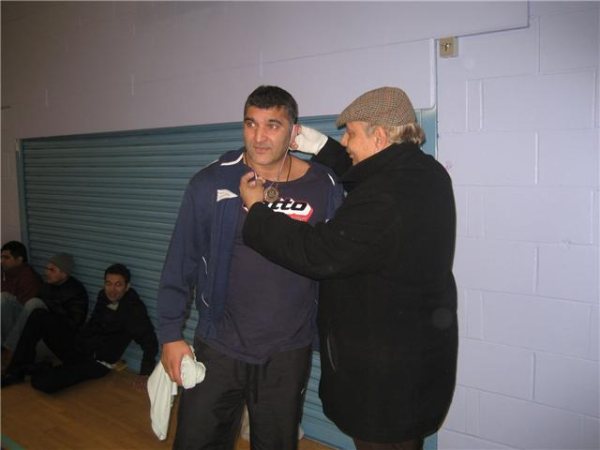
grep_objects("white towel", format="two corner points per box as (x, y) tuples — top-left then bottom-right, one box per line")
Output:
(147, 347), (206, 440)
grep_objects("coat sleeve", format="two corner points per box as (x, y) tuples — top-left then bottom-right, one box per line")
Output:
(79, 291), (104, 340)
(313, 137), (352, 178)
(156, 181), (205, 344)
(243, 188), (399, 280)
(129, 300), (159, 376)
(51, 280), (89, 330)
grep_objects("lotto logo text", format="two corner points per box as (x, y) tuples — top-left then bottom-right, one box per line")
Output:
(267, 198), (313, 222)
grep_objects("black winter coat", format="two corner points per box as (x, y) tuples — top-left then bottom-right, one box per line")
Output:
(39, 276), (89, 331)
(243, 140), (458, 442)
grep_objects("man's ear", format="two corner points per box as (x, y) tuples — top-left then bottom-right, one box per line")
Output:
(373, 126), (389, 149)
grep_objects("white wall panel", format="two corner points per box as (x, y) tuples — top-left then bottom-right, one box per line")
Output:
(483, 187), (593, 243)
(437, 429), (516, 450)
(438, 3), (599, 448)
(437, 65), (468, 133)
(484, 72), (596, 130)
(2, 1), (528, 141)
(537, 244), (599, 303)
(453, 238), (536, 293)
(443, 385), (467, 433)
(455, 18), (539, 79)
(465, 189), (485, 239)
(535, 353), (599, 416)
(590, 306), (599, 361)
(538, 129), (598, 187)
(463, 289), (484, 339)
(263, 40), (435, 117)
(453, 187), (470, 237)
(540, 8), (599, 72)
(438, 132), (536, 186)
(479, 393), (589, 449)
(530, 1), (599, 17)
(483, 292), (591, 356)
(581, 416), (600, 449)
(457, 339), (534, 399)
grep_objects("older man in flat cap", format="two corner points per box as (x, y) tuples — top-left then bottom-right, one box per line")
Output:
(240, 87), (458, 450)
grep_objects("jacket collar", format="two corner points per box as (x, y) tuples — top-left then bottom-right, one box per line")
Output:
(99, 286), (139, 306)
(341, 142), (420, 189)
(219, 148), (245, 167)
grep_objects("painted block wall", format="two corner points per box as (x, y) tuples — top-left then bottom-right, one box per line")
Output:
(437, 2), (599, 449)
(1, 1), (597, 449)
(1, 1), (527, 243)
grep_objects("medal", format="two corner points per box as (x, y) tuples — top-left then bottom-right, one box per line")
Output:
(243, 149), (292, 204)
(263, 185), (280, 202)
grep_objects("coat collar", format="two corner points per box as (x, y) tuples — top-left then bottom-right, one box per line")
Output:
(99, 286), (139, 307)
(341, 142), (420, 189)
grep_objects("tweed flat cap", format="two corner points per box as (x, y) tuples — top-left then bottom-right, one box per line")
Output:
(336, 87), (416, 128)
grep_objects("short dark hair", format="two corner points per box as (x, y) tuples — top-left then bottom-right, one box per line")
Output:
(1, 241), (28, 262)
(244, 85), (298, 124)
(104, 263), (131, 283)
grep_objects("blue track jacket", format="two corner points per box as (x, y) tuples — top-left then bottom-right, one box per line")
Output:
(156, 148), (342, 359)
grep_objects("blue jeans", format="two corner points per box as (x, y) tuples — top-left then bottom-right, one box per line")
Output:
(1, 293), (47, 351)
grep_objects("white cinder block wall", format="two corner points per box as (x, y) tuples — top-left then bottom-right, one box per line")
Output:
(437, 2), (599, 449)
(1, 1), (528, 244)
(1, 2), (598, 449)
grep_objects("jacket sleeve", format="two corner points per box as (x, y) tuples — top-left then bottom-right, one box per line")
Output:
(79, 291), (104, 340)
(66, 284), (89, 329)
(327, 173), (345, 219)
(243, 188), (398, 280)
(156, 181), (205, 344)
(313, 137), (352, 178)
(48, 280), (89, 330)
(129, 300), (159, 376)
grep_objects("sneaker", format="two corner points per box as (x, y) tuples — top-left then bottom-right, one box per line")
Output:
(1, 370), (25, 388)
(28, 361), (53, 375)
(1, 347), (12, 374)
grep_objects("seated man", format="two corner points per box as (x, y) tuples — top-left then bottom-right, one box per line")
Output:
(1, 241), (43, 357)
(1, 253), (89, 385)
(3, 252), (85, 368)
(2, 263), (158, 392)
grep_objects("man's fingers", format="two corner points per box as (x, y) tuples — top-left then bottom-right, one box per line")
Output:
(241, 171), (255, 183)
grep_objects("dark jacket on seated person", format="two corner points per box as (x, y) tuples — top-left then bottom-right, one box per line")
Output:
(3, 287), (158, 393)
(1, 263), (42, 304)
(39, 276), (89, 330)
(79, 287), (158, 375)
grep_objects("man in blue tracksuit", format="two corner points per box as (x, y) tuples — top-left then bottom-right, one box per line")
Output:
(157, 85), (343, 450)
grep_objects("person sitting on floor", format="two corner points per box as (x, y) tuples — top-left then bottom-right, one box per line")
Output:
(1, 241), (44, 360)
(2, 263), (158, 392)
(2, 252), (88, 371)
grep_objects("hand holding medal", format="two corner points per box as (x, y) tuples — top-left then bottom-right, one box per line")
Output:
(241, 149), (292, 208)
(240, 170), (266, 209)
